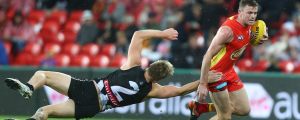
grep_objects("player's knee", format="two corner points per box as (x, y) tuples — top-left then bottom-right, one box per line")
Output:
(34, 71), (46, 80)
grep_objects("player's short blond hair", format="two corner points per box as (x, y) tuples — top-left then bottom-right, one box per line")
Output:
(239, 0), (258, 9)
(146, 60), (174, 82)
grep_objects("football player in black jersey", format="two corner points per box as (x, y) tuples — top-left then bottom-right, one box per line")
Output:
(5, 28), (222, 120)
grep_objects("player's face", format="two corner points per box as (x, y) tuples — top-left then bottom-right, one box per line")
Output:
(239, 5), (258, 26)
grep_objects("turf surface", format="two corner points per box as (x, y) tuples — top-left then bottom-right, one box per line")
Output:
(0, 116), (136, 120)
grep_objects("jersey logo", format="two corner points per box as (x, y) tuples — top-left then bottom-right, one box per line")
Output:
(230, 44), (247, 60)
(104, 80), (120, 106)
(237, 35), (244, 41)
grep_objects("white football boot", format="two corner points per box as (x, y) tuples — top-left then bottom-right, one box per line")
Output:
(5, 78), (33, 99)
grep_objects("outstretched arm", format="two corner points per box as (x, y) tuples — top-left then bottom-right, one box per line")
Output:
(121, 28), (178, 70)
(146, 71), (222, 98)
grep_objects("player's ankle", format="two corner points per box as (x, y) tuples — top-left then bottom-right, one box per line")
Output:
(196, 103), (210, 113)
(25, 83), (34, 91)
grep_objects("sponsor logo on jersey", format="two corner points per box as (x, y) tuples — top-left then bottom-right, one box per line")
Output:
(104, 80), (120, 107)
(237, 35), (244, 41)
(230, 44), (247, 60)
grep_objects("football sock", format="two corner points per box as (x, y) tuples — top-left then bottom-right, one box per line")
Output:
(197, 103), (215, 113)
(208, 103), (215, 112)
(25, 83), (34, 91)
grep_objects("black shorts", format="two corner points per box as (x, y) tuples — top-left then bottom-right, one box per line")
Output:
(68, 78), (100, 119)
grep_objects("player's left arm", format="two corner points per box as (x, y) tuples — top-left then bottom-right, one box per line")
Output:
(146, 71), (222, 98)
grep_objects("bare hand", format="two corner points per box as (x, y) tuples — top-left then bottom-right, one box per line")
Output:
(162, 28), (178, 40)
(196, 83), (208, 103)
(208, 70), (223, 83)
(196, 70), (222, 102)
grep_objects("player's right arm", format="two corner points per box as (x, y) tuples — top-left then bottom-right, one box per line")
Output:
(197, 26), (233, 102)
(120, 28), (178, 70)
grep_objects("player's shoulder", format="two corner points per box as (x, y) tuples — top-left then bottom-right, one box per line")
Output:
(222, 15), (237, 26)
(228, 15), (236, 20)
(146, 83), (162, 97)
(216, 26), (234, 43)
(120, 64), (141, 71)
(218, 26), (233, 36)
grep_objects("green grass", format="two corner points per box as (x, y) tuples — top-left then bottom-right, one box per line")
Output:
(0, 115), (136, 120)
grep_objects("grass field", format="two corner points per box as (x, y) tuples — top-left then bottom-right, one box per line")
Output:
(0, 116), (137, 120)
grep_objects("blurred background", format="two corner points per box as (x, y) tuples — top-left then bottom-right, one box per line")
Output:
(0, 0), (299, 72)
(1, 0), (300, 120)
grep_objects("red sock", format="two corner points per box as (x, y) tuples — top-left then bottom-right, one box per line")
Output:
(196, 103), (212, 113)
